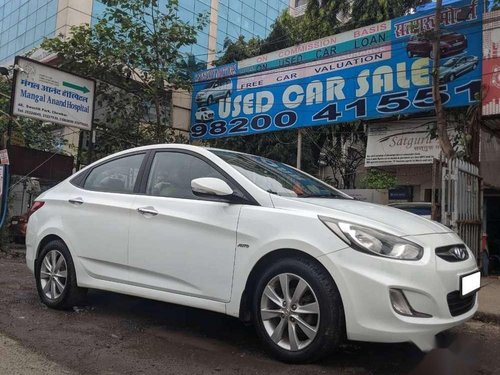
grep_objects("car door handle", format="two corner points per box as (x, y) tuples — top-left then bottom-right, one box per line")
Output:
(137, 207), (158, 216)
(68, 197), (84, 205)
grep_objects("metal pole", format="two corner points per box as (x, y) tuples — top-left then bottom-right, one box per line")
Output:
(76, 129), (83, 171)
(87, 126), (95, 166)
(6, 117), (12, 149)
(296, 129), (302, 170)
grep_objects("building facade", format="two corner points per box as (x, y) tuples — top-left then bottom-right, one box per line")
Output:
(1, 0), (291, 66)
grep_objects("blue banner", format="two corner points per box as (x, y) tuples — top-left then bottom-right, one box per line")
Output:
(191, 0), (483, 140)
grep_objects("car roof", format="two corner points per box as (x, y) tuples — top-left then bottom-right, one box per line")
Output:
(88, 144), (253, 164)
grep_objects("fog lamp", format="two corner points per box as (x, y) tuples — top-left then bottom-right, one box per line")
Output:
(389, 288), (432, 318)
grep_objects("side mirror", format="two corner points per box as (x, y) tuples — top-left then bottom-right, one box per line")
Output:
(191, 177), (233, 197)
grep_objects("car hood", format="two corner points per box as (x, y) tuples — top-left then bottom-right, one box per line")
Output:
(271, 195), (452, 236)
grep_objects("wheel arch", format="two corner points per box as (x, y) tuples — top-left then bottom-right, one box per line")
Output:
(36, 234), (67, 261)
(238, 248), (343, 323)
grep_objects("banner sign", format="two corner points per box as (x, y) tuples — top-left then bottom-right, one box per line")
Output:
(11, 57), (95, 131)
(482, 8), (500, 116)
(191, 0), (483, 140)
(0, 149), (9, 165)
(365, 119), (443, 167)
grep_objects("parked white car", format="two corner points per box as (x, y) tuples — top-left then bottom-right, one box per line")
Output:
(26, 145), (480, 363)
(195, 78), (232, 105)
(195, 106), (215, 122)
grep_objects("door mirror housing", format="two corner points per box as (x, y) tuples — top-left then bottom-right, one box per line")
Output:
(191, 177), (234, 197)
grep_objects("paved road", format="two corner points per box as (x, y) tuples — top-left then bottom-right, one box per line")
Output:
(0, 255), (499, 375)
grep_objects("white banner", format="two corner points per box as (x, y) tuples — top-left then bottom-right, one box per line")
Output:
(365, 119), (442, 167)
(11, 57), (95, 131)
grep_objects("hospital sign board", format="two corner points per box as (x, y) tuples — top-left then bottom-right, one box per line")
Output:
(11, 57), (95, 131)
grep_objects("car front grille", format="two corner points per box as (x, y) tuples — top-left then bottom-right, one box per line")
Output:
(436, 244), (469, 262)
(447, 291), (476, 317)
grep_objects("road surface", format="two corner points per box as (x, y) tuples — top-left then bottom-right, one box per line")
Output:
(0, 255), (498, 375)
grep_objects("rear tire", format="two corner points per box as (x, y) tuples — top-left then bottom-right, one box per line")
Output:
(252, 256), (344, 363)
(35, 240), (87, 310)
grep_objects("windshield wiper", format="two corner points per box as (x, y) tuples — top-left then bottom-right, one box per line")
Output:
(299, 194), (344, 199)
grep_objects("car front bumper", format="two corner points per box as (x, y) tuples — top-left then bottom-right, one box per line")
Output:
(317, 231), (478, 351)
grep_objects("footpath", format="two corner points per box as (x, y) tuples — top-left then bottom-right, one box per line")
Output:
(476, 277), (500, 324)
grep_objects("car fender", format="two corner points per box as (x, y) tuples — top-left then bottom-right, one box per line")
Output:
(225, 205), (349, 317)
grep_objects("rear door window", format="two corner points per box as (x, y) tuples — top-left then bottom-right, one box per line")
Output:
(83, 153), (145, 193)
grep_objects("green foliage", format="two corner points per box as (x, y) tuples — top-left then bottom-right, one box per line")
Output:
(178, 53), (207, 81)
(213, 36), (263, 66)
(360, 169), (398, 189)
(260, 12), (303, 53)
(41, 0), (208, 160)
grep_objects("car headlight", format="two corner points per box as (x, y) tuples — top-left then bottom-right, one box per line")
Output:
(319, 216), (423, 260)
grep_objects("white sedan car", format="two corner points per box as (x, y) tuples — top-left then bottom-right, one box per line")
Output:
(195, 106), (215, 122)
(26, 144), (479, 363)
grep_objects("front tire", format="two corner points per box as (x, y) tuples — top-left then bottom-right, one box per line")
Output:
(35, 240), (87, 310)
(252, 257), (344, 363)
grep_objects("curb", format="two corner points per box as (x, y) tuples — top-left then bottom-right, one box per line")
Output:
(473, 311), (500, 325)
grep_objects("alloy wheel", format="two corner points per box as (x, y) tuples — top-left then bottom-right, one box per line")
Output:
(260, 273), (320, 351)
(40, 250), (68, 300)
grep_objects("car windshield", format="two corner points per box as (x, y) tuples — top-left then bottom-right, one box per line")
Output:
(443, 58), (458, 67)
(211, 150), (349, 199)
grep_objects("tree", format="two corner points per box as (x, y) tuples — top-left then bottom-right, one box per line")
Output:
(316, 123), (367, 188)
(350, 0), (425, 27)
(178, 53), (207, 81)
(360, 169), (398, 189)
(42, 0), (208, 160)
(213, 36), (263, 66)
(431, 0), (454, 159)
(260, 12), (303, 53)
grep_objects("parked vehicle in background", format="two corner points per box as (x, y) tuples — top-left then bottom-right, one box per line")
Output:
(407, 32), (467, 58)
(439, 55), (479, 83)
(8, 213), (29, 244)
(195, 78), (232, 105)
(26, 145), (480, 363)
(389, 202), (432, 220)
(195, 107), (215, 122)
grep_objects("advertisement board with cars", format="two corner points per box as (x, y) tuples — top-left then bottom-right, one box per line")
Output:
(191, 0), (483, 140)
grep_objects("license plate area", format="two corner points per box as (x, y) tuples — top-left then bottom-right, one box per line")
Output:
(460, 270), (480, 297)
